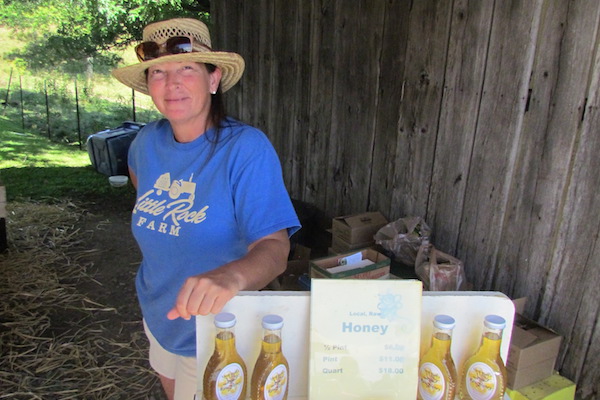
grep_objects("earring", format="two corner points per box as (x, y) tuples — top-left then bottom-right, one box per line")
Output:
(210, 90), (216, 95)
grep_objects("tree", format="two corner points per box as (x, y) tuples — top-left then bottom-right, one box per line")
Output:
(1, 0), (211, 75)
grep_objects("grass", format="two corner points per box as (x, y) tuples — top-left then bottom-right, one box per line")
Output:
(0, 116), (136, 203)
(0, 26), (155, 204)
(0, 26), (162, 145)
(0, 74), (161, 144)
(0, 27), (24, 58)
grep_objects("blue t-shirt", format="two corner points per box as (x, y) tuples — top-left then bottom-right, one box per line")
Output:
(128, 118), (300, 356)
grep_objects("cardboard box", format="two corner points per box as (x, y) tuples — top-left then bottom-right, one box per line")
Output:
(513, 297), (527, 314)
(508, 358), (557, 390)
(506, 373), (576, 400)
(331, 211), (388, 244)
(330, 234), (374, 253)
(310, 248), (390, 279)
(507, 313), (562, 389)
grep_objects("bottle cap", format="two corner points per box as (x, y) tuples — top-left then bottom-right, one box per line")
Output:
(214, 312), (236, 329)
(262, 314), (284, 330)
(484, 314), (506, 330)
(433, 314), (455, 330)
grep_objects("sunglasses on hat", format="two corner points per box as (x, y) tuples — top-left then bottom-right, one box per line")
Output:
(135, 36), (210, 62)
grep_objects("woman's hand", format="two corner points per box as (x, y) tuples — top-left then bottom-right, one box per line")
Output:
(166, 229), (290, 319)
(167, 267), (243, 320)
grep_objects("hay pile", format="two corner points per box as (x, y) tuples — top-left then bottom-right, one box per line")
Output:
(0, 201), (160, 399)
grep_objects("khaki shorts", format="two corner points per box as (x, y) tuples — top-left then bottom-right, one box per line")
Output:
(143, 320), (198, 400)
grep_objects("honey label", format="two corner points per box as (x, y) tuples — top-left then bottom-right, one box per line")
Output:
(418, 362), (445, 400)
(465, 362), (497, 400)
(216, 363), (245, 400)
(263, 364), (288, 400)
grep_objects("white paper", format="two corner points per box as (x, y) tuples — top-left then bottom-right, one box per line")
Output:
(309, 279), (423, 399)
(337, 252), (363, 266)
(327, 259), (374, 274)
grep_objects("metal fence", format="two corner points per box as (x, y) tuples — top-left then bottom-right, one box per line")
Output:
(1, 69), (161, 148)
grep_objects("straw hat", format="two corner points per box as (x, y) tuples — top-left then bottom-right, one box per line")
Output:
(112, 18), (245, 95)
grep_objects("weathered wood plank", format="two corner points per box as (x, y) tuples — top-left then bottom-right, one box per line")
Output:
(322, 0), (351, 215)
(289, 1), (312, 200)
(213, 3), (600, 396)
(368, 0), (412, 219)
(543, 9), (600, 388)
(457, 0), (542, 289)
(271, 0), (293, 178)
(576, 298), (600, 399)
(212, 0), (245, 116)
(496, 0), (600, 316)
(323, 0), (387, 215)
(271, 0), (310, 196)
(426, 0), (494, 255)
(303, 0), (336, 211)
(254, 0), (275, 132)
(240, 0), (274, 127)
(389, 0), (453, 219)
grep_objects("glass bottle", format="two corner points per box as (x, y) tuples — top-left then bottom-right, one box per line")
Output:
(203, 312), (247, 400)
(250, 314), (290, 400)
(458, 315), (507, 400)
(418, 315), (457, 400)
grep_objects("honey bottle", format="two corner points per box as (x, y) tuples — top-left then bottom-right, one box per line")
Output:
(418, 315), (457, 400)
(458, 315), (507, 400)
(250, 314), (290, 400)
(203, 312), (247, 400)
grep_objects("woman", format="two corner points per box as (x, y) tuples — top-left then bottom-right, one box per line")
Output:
(112, 18), (300, 400)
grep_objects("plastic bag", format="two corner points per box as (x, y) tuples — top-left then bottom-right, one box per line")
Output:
(415, 240), (466, 291)
(374, 217), (431, 265)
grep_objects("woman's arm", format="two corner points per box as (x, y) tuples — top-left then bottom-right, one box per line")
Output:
(167, 228), (290, 319)
(128, 167), (138, 189)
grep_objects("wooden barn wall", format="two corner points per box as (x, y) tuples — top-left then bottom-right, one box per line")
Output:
(212, 0), (600, 397)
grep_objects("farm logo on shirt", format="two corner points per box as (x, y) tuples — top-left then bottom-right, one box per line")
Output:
(132, 172), (209, 236)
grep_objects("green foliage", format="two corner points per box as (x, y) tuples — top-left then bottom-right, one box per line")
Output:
(10, 39), (122, 75)
(0, 0), (66, 32)
(1, 0), (210, 75)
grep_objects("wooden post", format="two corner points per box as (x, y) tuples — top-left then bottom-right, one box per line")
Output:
(45, 81), (50, 139)
(4, 68), (13, 107)
(0, 186), (7, 253)
(75, 79), (82, 149)
(19, 76), (24, 131)
(132, 88), (137, 122)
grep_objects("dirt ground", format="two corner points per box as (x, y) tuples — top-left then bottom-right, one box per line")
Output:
(30, 193), (329, 399)
(73, 194), (329, 321)
(3, 187), (423, 399)
(1, 182), (338, 398)
(73, 194), (169, 399)
(76, 196), (142, 330)
(0, 186), (174, 398)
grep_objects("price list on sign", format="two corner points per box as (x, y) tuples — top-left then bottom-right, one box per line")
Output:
(309, 279), (422, 399)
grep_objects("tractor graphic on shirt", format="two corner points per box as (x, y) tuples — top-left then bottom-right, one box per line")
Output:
(154, 173), (196, 201)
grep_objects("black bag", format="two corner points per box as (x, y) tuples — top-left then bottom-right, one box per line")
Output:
(86, 122), (145, 176)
